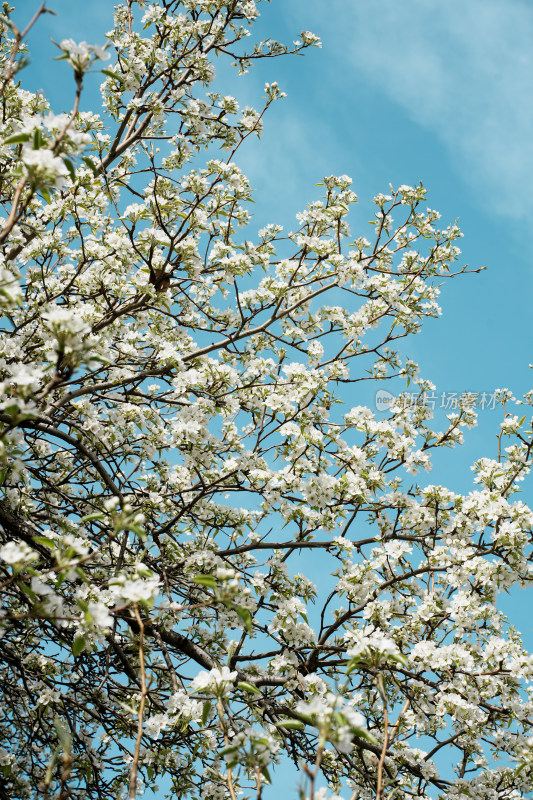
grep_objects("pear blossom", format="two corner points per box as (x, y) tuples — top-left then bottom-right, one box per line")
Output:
(0, 541), (36, 565)
(58, 39), (109, 74)
(0, 3), (531, 800)
(190, 666), (237, 696)
(22, 147), (69, 188)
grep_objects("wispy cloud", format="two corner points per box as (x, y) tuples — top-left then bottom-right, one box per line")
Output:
(309, 0), (533, 219)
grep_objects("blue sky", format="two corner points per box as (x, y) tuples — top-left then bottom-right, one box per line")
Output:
(19, 0), (533, 792)
(23, 0), (533, 677)
(23, 0), (533, 434)
(227, 0), (533, 496)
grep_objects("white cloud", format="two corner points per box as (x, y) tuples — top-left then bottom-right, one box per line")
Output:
(311, 0), (533, 219)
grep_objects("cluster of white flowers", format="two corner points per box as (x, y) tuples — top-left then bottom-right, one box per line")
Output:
(0, 265), (21, 308)
(58, 39), (109, 74)
(295, 693), (369, 754)
(190, 666), (237, 696)
(345, 626), (404, 666)
(108, 566), (160, 605)
(22, 148), (69, 188)
(0, 2), (531, 800)
(0, 540), (36, 565)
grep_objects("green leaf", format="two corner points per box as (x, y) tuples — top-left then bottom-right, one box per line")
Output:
(32, 536), (56, 549)
(82, 156), (99, 176)
(274, 719), (305, 730)
(44, 747), (60, 785)
(346, 656), (362, 675)
(237, 681), (261, 695)
(261, 765), (272, 783)
(201, 700), (211, 726)
(56, 570), (67, 587)
(72, 636), (86, 657)
(75, 567), (87, 583)
(53, 716), (71, 750)
(219, 744), (239, 756)
(333, 710), (346, 727)
(192, 574), (216, 589)
(80, 512), (105, 523)
(63, 157), (76, 182)
(236, 606), (253, 632)
(1, 403), (21, 416)
(102, 68), (125, 84)
(3, 132), (30, 145)
(33, 128), (44, 150)
(351, 725), (378, 745)
(18, 582), (37, 600)
(128, 523), (147, 540)
(390, 652), (408, 667)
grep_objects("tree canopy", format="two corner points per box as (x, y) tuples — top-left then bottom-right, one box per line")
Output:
(1, 2), (533, 800)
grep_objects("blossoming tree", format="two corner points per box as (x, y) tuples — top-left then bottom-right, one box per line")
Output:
(1, 2), (533, 799)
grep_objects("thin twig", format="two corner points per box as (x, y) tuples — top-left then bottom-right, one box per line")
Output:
(0, 2), (50, 89)
(254, 765), (263, 800)
(301, 734), (325, 800)
(129, 604), (147, 800)
(0, 177), (27, 245)
(0, 4), (53, 246)
(58, 750), (74, 800)
(376, 673), (388, 800)
(50, 74), (83, 154)
(216, 698), (238, 800)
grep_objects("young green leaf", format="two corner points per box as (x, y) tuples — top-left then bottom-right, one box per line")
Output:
(274, 719), (305, 730)
(193, 574), (216, 589)
(237, 681), (261, 695)
(3, 132), (30, 145)
(72, 636), (86, 657)
(236, 606), (253, 632)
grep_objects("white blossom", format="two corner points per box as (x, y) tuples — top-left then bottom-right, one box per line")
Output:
(190, 666), (237, 696)
(22, 147), (69, 188)
(0, 3), (530, 799)
(0, 541), (36, 565)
